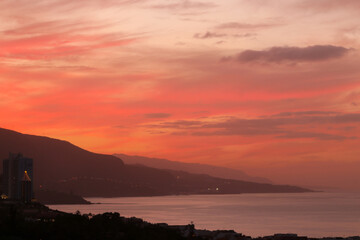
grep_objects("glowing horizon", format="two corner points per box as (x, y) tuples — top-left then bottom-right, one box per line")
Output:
(1, 0), (360, 190)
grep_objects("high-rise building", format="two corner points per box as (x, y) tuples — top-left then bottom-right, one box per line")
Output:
(2, 153), (34, 201)
(21, 170), (32, 203)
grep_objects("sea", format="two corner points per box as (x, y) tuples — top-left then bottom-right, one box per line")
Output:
(48, 192), (360, 238)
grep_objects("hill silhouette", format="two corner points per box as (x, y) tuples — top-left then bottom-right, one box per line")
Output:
(0, 128), (311, 197)
(115, 153), (271, 184)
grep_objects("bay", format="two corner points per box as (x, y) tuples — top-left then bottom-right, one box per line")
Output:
(48, 192), (360, 238)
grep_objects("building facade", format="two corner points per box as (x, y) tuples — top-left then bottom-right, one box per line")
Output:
(2, 153), (34, 201)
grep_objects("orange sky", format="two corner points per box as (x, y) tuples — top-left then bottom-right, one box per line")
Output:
(1, 0), (360, 190)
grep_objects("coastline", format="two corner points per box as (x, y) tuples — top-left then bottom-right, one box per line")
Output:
(37, 190), (318, 205)
(1, 200), (359, 240)
(47, 192), (360, 238)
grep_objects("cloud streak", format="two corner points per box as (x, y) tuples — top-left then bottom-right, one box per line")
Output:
(146, 112), (360, 140)
(0, 18), (140, 61)
(150, 0), (216, 10)
(236, 45), (351, 63)
(297, 0), (360, 12)
(144, 113), (172, 119)
(216, 22), (280, 30)
(194, 32), (226, 39)
(194, 31), (256, 39)
(0, 34), (137, 60)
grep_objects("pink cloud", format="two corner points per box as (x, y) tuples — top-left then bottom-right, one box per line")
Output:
(150, 0), (216, 10)
(0, 32), (138, 60)
(297, 0), (360, 11)
(216, 22), (280, 30)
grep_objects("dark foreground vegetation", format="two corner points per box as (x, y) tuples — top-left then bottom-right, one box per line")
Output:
(0, 200), (185, 240)
(1, 200), (359, 240)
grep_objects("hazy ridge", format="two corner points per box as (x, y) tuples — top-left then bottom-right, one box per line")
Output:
(0, 127), (311, 198)
(115, 153), (271, 184)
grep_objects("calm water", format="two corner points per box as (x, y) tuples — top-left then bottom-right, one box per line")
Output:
(48, 192), (360, 237)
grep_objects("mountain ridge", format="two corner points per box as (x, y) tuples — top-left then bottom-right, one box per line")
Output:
(115, 153), (271, 184)
(0, 127), (312, 197)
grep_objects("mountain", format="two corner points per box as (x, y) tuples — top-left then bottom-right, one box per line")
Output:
(0, 127), (311, 197)
(0, 128), (173, 197)
(115, 153), (271, 184)
(0, 128), (126, 184)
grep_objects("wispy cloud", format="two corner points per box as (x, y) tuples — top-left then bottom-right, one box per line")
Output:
(194, 31), (255, 39)
(150, 0), (216, 10)
(234, 45), (351, 63)
(146, 111), (360, 140)
(297, 0), (360, 12)
(194, 32), (226, 39)
(272, 111), (338, 117)
(216, 22), (280, 30)
(0, 33), (138, 60)
(0, 19), (140, 60)
(144, 113), (172, 119)
(276, 131), (355, 141)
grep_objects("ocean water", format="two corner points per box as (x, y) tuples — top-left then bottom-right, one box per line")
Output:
(48, 192), (360, 237)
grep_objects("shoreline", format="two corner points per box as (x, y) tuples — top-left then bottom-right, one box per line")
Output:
(1, 200), (359, 240)
(47, 192), (360, 238)
(43, 191), (321, 205)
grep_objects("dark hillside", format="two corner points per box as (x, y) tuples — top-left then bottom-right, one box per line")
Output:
(0, 128), (311, 197)
(0, 128), (125, 183)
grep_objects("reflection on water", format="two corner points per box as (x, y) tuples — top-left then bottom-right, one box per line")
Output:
(48, 192), (360, 237)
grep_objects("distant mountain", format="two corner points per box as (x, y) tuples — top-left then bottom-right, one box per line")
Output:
(115, 153), (271, 184)
(0, 128), (311, 197)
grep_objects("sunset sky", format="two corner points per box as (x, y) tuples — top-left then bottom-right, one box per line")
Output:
(1, 0), (359, 190)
